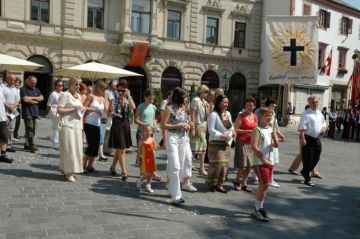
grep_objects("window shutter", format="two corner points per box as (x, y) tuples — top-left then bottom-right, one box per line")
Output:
(325, 11), (331, 28)
(348, 19), (353, 34)
(339, 18), (343, 34)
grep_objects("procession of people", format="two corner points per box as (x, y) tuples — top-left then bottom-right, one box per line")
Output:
(1, 75), (359, 222)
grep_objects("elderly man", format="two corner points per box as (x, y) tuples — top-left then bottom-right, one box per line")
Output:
(20, 76), (43, 153)
(3, 75), (20, 152)
(299, 96), (326, 187)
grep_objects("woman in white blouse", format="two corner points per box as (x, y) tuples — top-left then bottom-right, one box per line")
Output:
(57, 78), (85, 182)
(47, 79), (63, 149)
(207, 95), (236, 193)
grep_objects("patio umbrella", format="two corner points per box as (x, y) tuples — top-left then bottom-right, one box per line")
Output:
(52, 61), (142, 80)
(0, 53), (44, 71)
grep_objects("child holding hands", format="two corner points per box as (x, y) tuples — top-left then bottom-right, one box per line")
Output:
(136, 125), (158, 193)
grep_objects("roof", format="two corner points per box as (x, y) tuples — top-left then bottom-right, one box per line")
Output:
(329, 0), (360, 12)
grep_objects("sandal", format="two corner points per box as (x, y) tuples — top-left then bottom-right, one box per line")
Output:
(152, 175), (162, 181)
(110, 167), (118, 176)
(232, 180), (241, 191)
(215, 186), (227, 194)
(241, 185), (252, 193)
(199, 169), (208, 176)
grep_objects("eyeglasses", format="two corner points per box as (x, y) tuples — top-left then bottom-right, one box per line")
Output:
(57, 85), (63, 87)
(75, 83), (80, 86)
(311, 101), (319, 104)
(118, 89), (125, 93)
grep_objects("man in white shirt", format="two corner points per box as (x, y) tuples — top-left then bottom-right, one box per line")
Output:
(0, 78), (13, 163)
(3, 74), (20, 152)
(298, 96), (326, 186)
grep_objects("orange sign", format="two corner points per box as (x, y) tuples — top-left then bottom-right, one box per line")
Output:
(128, 41), (149, 67)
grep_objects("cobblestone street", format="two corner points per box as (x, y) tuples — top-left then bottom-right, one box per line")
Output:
(0, 119), (359, 239)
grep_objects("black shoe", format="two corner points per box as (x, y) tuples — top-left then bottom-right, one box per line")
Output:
(304, 181), (315, 187)
(171, 198), (185, 205)
(99, 157), (108, 162)
(24, 145), (31, 151)
(209, 186), (216, 192)
(259, 208), (269, 219)
(0, 155), (13, 163)
(6, 147), (16, 153)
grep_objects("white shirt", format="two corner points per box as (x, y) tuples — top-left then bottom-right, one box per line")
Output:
(160, 99), (168, 111)
(2, 83), (20, 105)
(299, 108), (326, 138)
(207, 111), (234, 143)
(47, 91), (62, 119)
(0, 87), (7, 122)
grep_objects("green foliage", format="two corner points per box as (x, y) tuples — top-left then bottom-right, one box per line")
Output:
(152, 88), (163, 115)
(190, 82), (197, 102)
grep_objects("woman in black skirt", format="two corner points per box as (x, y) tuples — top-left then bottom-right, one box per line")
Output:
(108, 80), (135, 181)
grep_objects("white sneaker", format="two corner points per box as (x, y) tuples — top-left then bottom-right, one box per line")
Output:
(12, 138), (18, 142)
(136, 179), (142, 190)
(270, 180), (280, 188)
(182, 183), (198, 192)
(145, 185), (154, 193)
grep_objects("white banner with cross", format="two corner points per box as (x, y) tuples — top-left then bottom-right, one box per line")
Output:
(265, 16), (318, 85)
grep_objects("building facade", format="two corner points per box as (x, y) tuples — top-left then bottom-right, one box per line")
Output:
(0, 0), (262, 114)
(260, 0), (360, 116)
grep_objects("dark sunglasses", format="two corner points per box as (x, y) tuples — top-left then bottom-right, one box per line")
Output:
(57, 84), (63, 87)
(118, 89), (125, 93)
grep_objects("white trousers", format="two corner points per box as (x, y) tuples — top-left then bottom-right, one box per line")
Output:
(51, 118), (59, 147)
(166, 133), (192, 200)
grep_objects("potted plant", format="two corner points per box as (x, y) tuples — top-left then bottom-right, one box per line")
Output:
(152, 88), (163, 123)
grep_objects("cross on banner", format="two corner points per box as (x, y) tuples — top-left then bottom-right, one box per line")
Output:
(283, 38), (305, 66)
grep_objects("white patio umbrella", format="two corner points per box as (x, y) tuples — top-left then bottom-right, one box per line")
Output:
(0, 53), (44, 71)
(52, 61), (142, 80)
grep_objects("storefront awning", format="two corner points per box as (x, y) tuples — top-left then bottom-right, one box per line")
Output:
(128, 41), (149, 67)
(294, 83), (328, 90)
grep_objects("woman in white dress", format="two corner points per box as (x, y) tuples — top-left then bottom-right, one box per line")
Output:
(57, 78), (85, 182)
(47, 79), (63, 149)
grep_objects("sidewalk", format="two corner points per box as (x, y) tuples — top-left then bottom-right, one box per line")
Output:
(0, 119), (358, 239)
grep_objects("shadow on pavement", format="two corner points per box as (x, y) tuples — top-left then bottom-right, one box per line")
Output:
(0, 168), (65, 182)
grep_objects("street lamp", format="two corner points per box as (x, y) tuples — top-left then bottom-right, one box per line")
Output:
(223, 72), (230, 91)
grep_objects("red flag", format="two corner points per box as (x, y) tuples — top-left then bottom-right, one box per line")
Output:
(351, 62), (360, 105)
(325, 49), (332, 76)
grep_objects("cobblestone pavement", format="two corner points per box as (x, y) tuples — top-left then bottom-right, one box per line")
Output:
(0, 119), (359, 239)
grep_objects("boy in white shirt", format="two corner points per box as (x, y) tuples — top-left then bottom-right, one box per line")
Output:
(250, 107), (279, 222)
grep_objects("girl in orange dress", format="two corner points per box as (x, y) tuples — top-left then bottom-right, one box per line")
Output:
(136, 125), (158, 193)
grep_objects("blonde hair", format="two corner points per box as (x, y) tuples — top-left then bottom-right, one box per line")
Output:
(260, 107), (273, 116)
(94, 81), (106, 95)
(196, 85), (209, 96)
(68, 77), (81, 87)
(214, 88), (224, 97)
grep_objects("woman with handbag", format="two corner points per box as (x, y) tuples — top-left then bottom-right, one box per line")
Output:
(57, 78), (85, 182)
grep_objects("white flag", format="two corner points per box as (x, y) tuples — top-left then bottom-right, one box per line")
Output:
(265, 16), (318, 84)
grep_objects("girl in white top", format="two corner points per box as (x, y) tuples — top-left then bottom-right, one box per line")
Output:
(47, 79), (63, 149)
(82, 81), (107, 173)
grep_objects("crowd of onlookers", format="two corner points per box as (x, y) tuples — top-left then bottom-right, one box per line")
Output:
(0, 74), (356, 223)
(321, 105), (360, 141)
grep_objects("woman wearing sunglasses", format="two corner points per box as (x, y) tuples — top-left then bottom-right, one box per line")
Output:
(108, 79), (135, 181)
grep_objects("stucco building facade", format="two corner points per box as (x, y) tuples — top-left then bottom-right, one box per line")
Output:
(0, 0), (262, 114)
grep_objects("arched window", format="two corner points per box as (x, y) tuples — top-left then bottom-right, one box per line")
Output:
(228, 73), (246, 118)
(161, 67), (182, 98)
(201, 70), (219, 89)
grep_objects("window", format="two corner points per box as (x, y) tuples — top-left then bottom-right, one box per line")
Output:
(234, 22), (246, 48)
(319, 9), (330, 29)
(206, 17), (219, 44)
(338, 48), (348, 69)
(87, 0), (104, 29)
(31, 0), (49, 23)
(303, 4), (311, 16)
(318, 44), (327, 71)
(131, 0), (151, 34)
(167, 10), (181, 40)
(339, 17), (353, 35)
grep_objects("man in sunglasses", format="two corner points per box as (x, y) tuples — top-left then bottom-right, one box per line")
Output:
(298, 96), (326, 187)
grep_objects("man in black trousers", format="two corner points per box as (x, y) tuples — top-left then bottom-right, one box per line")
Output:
(298, 96), (326, 187)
